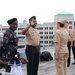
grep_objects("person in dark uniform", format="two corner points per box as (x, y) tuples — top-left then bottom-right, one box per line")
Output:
(2, 18), (19, 72)
(22, 16), (40, 75)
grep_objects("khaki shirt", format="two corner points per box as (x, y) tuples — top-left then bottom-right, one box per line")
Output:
(54, 28), (69, 53)
(25, 27), (40, 46)
(72, 30), (75, 41)
(66, 28), (73, 41)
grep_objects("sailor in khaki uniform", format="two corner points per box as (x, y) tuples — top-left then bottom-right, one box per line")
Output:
(64, 21), (73, 67)
(25, 27), (40, 46)
(72, 24), (75, 64)
(54, 20), (69, 75)
(22, 16), (40, 75)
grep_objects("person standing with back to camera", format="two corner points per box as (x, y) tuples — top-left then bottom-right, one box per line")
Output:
(22, 16), (40, 75)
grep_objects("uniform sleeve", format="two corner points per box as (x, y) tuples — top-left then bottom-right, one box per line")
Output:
(3, 32), (9, 49)
(69, 29), (73, 38)
(54, 32), (60, 43)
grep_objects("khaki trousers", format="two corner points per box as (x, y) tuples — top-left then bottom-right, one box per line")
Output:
(55, 53), (68, 75)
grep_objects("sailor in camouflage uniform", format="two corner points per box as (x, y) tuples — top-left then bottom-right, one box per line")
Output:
(2, 18), (18, 72)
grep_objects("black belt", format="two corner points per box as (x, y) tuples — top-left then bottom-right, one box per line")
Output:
(27, 45), (38, 48)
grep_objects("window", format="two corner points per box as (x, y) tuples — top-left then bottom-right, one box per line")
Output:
(49, 32), (53, 34)
(40, 27), (43, 30)
(18, 28), (24, 30)
(41, 45), (43, 47)
(2, 28), (8, 30)
(49, 27), (53, 30)
(40, 41), (43, 43)
(45, 27), (48, 30)
(52, 27), (53, 29)
(18, 37), (25, 39)
(18, 32), (22, 34)
(49, 41), (53, 43)
(45, 32), (48, 34)
(69, 26), (72, 29)
(40, 32), (43, 34)
(49, 36), (53, 39)
(69, 21), (72, 24)
(36, 28), (39, 29)
(49, 41), (51, 43)
(40, 36), (43, 39)
(44, 41), (48, 43)
(44, 36), (48, 39)
(36, 27), (43, 30)
(51, 32), (53, 34)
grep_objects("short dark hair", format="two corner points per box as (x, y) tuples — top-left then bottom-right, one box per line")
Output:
(58, 22), (64, 27)
(7, 18), (17, 25)
(29, 16), (36, 23)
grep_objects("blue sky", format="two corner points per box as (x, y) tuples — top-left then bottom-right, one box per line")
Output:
(0, 0), (75, 25)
